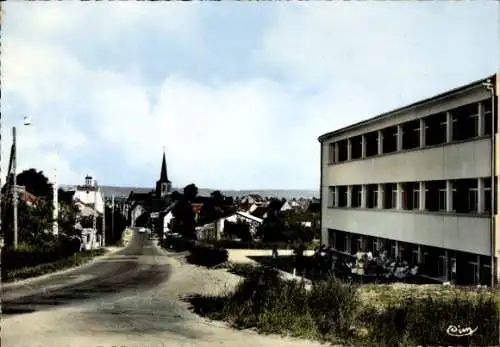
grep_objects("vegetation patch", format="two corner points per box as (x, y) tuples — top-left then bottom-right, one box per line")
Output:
(3, 248), (106, 283)
(186, 265), (499, 347)
(186, 244), (228, 268)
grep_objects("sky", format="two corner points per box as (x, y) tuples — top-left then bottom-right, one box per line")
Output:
(1, 2), (499, 191)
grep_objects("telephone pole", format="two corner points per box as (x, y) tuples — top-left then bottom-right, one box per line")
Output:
(111, 194), (115, 244)
(12, 127), (17, 249)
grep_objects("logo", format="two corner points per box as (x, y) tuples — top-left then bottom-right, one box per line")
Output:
(446, 325), (478, 337)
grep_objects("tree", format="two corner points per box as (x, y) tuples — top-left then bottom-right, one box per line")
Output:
(256, 213), (286, 242)
(183, 183), (198, 202)
(15, 168), (53, 198)
(171, 197), (196, 239)
(210, 190), (225, 205)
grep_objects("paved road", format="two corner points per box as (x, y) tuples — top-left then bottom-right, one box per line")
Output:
(2, 231), (324, 347)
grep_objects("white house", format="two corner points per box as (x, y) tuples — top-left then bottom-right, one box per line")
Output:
(280, 201), (293, 212)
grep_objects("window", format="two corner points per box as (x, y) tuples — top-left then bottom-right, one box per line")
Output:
(412, 184), (420, 209)
(367, 184), (378, 208)
(484, 178), (492, 213)
(351, 185), (362, 208)
(391, 185), (398, 209)
(357, 237), (364, 252)
(328, 186), (336, 207)
(468, 188), (478, 212)
(439, 188), (447, 211)
(345, 235), (351, 253)
(438, 255), (447, 278)
(328, 143), (336, 164)
(338, 186), (348, 207)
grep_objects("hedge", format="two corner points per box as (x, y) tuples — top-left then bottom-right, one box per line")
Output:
(186, 244), (228, 268)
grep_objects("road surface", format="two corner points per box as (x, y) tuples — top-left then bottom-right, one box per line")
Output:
(2, 231), (325, 347)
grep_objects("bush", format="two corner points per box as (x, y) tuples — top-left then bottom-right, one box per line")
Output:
(204, 239), (301, 250)
(3, 248), (105, 282)
(162, 236), (195, 252)
(308, 280), (359, 339)
(186, 244), (228, 268)
(366, 294), (499, 346)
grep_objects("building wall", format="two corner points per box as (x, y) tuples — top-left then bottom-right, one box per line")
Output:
(322, 208), (490, 255)
(323, 138), (491, 185)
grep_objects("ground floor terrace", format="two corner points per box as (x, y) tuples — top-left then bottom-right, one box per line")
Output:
(327, 228), (494, 286)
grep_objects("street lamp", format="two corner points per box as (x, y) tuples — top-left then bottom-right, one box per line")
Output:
(483, 78), (496, 288)
(12, 116), (32, 249)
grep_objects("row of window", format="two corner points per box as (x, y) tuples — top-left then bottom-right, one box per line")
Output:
(328, 229), (491, 285)
(328, 177), (493, 214)
(328, 99), (494, 164)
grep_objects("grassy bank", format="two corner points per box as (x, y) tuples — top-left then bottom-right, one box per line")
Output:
(3, 248), (106, 283)
(187, 263), (499, 347)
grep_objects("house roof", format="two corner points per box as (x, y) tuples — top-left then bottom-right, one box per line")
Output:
(236, 211), (263, 224)
(318, 73), (497, 143)
(251, 206), (268, 219)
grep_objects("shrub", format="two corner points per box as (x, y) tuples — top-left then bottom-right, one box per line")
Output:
(162, 236), (195, 252)
(187, 264), (500, 346)
(365, 293), (499, 346)
(186, 244), (228, 268)
(308, 279), (359, 339)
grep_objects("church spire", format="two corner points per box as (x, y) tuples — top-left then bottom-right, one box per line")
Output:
(160, 148), (168, 182)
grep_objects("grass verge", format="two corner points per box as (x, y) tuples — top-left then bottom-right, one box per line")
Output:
(186, 263), (500, 347)
(3, 248), (106, 283)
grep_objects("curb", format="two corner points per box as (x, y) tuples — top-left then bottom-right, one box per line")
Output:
(1, 246), (124, 290)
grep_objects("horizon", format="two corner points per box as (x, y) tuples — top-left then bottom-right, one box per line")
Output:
(3, 2), (498, 190)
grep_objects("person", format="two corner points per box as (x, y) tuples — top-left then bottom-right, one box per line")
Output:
(272, 245), (278, 260)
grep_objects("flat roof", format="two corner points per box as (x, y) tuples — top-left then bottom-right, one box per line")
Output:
(318, 73), (496, 143)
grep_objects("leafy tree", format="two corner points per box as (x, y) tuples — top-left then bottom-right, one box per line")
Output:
(171, 190), (182, 201)
(256, 213), (286, 242)
(224, 220), (252, 241)
(15, 168), (53, 198)
(210, 190), (225, 205)
(171, 197), (196, 239)
(183, 183), (198, 202)
(104, 205), (128, 245)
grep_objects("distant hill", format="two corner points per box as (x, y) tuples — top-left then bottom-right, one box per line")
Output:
(61, 184), (319, 200)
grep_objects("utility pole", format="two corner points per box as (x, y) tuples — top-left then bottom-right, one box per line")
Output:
(101, 186), (105, 247)
(12, 126), (18, 249)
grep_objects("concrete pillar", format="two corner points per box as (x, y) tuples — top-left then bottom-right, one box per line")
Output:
(417, 245), (422, 263)
(478, 102), (485, 136)
(347, 186), (352, 208)
(377, 130), (383, 155)
(419, 118), (426, 147)
(377, 184), (384, 209)
(396, 183), (403, 209)
(334, 186), (339, 207)
(397, 125), (403, 151)
(477, 255), (481, 285)
(361, 185), (367, 208)
(478, 178), (485, 214)
(334, 143), (339, 162)
(419, 182), (426, 211)
(446, 111), (453, 142)
(446, 180), (453, 212)
(347, 139), (352, 161)
(395, 241), (400, 258)
(361, 135), (366, 158)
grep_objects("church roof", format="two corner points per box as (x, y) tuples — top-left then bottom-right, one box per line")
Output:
(159, 151), (171, 183)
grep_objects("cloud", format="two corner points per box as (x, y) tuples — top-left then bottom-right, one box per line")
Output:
(2, 2), (498, 191)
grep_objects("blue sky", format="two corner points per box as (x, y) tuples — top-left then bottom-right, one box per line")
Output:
(2, 2), (498, 190)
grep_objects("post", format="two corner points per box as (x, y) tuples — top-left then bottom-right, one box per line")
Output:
(111, 194), (115, 243)
(52, 168), (58, 236)
(12, 126), (18, 249)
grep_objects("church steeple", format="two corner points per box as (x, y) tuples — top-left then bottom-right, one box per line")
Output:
(156, 148), (172, 199)
(160, 149), (168, 182)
